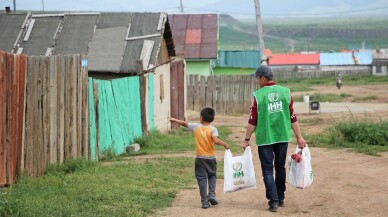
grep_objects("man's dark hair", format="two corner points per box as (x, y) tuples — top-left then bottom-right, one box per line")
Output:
(255, 65), (273, 80)
(200, 107), (215, 122)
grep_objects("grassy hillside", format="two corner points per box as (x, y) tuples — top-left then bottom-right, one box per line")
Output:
(219, 15), (388, 53)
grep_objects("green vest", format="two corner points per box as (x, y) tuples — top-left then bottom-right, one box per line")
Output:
(253, 85), (292, 146)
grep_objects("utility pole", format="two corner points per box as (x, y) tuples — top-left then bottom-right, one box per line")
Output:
(13, 0), (16, 11)
(180, 0), (184, 13)
(42, 0), (45, 12)
(254, 0), (267, 65)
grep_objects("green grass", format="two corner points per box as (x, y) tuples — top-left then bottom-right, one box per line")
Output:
(352, 95), (378, 102)
(307, 120), (388, 156)
(0, 126), (239, 216)
(0, 158), (196, 217)
(128, 126), (240, 156)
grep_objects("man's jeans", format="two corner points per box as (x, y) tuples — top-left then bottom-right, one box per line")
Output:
(258, 142), (288, 205)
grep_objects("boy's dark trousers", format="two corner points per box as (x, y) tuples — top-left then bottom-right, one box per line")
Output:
(195, 158), (217, 205)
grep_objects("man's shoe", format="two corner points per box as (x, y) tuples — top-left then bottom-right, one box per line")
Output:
(209, 197), (219, 206)
(202, 203), (210, 209)
(279, 200), (284, 207)
(268, 206), (278, 212)
(268, 200), (278, 212)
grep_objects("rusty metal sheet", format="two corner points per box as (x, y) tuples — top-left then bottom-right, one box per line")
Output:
(201, 28), (217, 44)
(187, 14), (202, 29)
(202, 14), (217, 29)
(171, 29), (186, 45)
(169, 14), (218, 59)
(171, 14), (187, 30)
(184, 44), (201, 59)
(200, 44), (217, 59)
(185, 29), (201, 44)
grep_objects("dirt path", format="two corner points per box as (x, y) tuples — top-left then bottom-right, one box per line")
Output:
(153, 84), (388, 217)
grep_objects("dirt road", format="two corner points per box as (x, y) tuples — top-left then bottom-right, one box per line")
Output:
(154, 84), (388, 217)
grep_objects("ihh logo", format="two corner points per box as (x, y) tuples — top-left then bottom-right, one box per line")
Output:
(267, 92), (283, 113)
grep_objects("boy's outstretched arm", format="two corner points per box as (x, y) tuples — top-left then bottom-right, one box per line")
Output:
(170, 117), (188, 128)
(213, 137), (230, 150)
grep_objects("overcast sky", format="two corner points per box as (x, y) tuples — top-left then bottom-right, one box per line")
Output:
(1, 0), (387, 18)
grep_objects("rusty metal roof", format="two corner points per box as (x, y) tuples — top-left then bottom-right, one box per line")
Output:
(168, 14), (218, 59)
(268, 53), (320, 66)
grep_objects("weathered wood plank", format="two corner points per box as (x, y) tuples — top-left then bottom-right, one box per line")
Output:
(76, 55), (82, 157)
(57, 55), (65, 163)
(8, 53), (19, 184)
(138, 60), (148, 134)
(199, 75), (206, 109)
(64, 56), (77, 159)
(81, 55), (89, 159)
(42, 55), (50, 174)
(37, 56), (44, 176)
(19, 54), (27, 174)
(0, 51), (7, 185)
(49, 56), (58, 163)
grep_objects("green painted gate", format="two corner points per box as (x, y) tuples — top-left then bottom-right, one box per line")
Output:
(89, 77), (143, 159)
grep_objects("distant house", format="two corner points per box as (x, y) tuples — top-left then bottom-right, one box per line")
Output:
(212, 50), (261, 75)
(0, 11), (186, 155)
(168, 13), (218, 76)
(268, 53), (320, 66)
(320, 52), (372, 66)
(372, 49), (388, 76)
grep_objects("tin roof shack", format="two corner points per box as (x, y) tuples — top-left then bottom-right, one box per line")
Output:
(319, 51), (372, 76)
(212, 50), (261, 75)
(0, 12), (185, 156)
(372, 49), (388, 76)
(267, 52), (320, 73)
(169, 14), (218, 76)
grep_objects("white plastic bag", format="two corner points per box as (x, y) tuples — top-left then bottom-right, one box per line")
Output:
(223, 146), (257, 194)
(288, 146), (313, 189)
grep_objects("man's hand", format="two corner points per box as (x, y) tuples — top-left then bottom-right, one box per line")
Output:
(243, 140), (250, 150)
(297, 137), (306, 149)
(224, 144), (230, 150)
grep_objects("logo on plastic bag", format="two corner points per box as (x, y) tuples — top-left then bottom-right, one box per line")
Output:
(232, 161), (245, 185)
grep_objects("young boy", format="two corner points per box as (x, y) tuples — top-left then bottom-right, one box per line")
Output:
(170, 107), (230, 209)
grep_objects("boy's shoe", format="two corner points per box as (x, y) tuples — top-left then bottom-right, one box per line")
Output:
(278, 200), (284, 207)
(202, 203), (210, 209)
(209, 197), (219, 206)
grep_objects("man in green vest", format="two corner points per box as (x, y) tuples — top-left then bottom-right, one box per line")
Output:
(243, 65), (306, 212)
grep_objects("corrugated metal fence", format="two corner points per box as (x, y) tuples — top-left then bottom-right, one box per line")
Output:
(0, 51), (89, 186)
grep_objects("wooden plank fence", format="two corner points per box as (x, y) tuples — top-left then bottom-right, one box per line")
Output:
(187, 75), (259, 115)
(1, 51), (89, 185)
(187, 68), (372, 115)
(24, 54), (89, 177)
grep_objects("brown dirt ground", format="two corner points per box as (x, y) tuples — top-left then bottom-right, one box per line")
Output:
(150, 84), (388, 217)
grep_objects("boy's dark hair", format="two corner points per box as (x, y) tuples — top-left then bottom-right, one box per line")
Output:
(200, 107), (215, 122)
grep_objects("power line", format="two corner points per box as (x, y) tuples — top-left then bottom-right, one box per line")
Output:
(184, 5), (388, 17)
